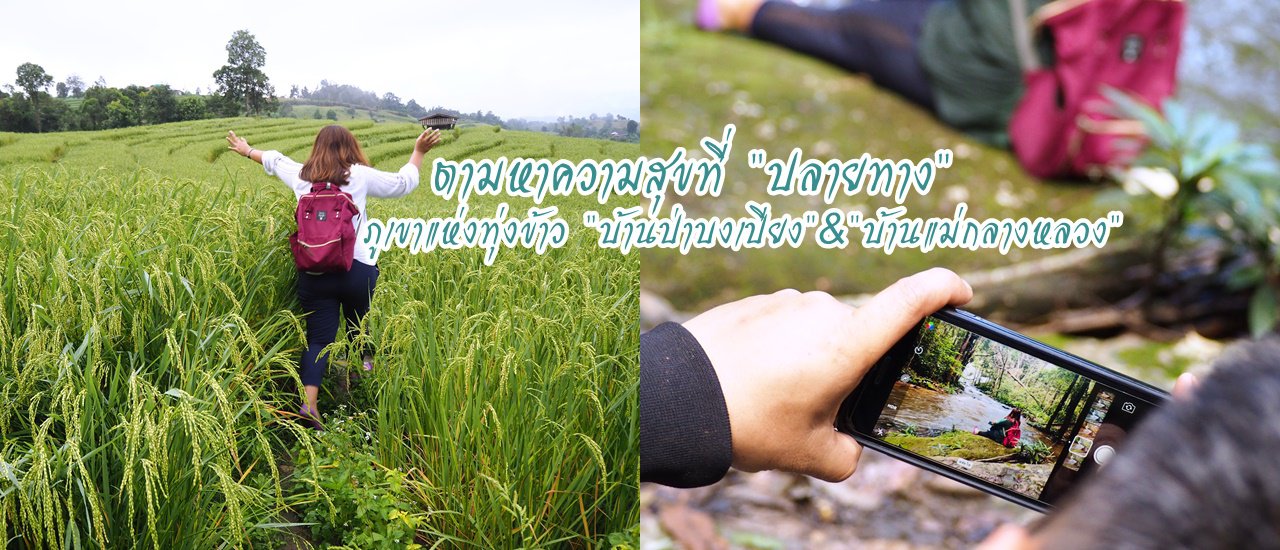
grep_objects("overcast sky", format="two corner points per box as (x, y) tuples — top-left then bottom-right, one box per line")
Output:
(0, 0), (638, 120)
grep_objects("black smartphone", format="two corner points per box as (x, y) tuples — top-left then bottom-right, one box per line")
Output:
(836, 307), (1168, 512)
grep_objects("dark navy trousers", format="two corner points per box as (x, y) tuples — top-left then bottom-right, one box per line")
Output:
(750, 0), (941, 111)
(296, 261), (379, 386)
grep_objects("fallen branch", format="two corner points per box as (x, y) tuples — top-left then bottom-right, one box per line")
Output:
(976, 453), (1020, 463)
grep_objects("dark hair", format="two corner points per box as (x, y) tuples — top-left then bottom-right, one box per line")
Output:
(1035, 339), (1280, 549)
(1008, 408), (1022, 422)
(299, 125), (369, 186)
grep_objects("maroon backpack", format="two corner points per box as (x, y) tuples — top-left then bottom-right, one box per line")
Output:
(1007, 0), (1185, 179)
(289, 182), (360, 272)
(1002, 422), (1022, 448)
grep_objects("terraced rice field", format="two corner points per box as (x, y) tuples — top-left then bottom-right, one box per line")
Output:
(0, 117), (639, 548)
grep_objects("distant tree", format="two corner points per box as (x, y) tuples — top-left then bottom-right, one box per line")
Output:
(0, 102), (29, 131)
(141, 84), (180, 124)
(55, 82), (68, 98)
(212, 30), (276, 116)
(203, 93), (240, 118)
(289, 84), (299, 99)
(627, 119), (638, 135)
(313, 109), (322, 119)
(177, 95), (208, 121)
(16, 63), (53, 132)
(278, 102), (294, 118)
(0, 96), (36, 132)
(106, 97), (136, 128)
(405, 99), (426, 118)
(121, 84), (146, 102)
(381, 92), (402, 111)
(94, 76), (107, 88)
(78, 86), (115, 130)
(306, 81), (381, 110)
(119, 85), (147, 124)
(64, 75), (85, 98)
(346, 106), (356, 118)
(38, 98), (72, 131)
(78, 98), (103, 129)
(325, 109), (338, 121)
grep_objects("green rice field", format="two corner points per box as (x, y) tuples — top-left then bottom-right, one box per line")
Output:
(0, 117), (639, 548)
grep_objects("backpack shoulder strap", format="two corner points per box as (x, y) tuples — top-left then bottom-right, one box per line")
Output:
(1008, 0), (1041, 72)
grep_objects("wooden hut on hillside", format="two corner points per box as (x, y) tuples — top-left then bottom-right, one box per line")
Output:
(419, 112), (458, 130)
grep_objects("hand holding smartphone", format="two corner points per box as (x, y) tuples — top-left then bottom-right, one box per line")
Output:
(837, 307), (1168, 511)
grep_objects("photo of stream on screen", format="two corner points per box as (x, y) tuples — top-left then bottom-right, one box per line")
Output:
(869, 316), (1155, 504)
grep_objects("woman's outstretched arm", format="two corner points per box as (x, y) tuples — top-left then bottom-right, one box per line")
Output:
(408, 128), (441, 170)
(226, 130), (263, 164)
(227, 130), (307, 193)
(364, 129), (442, 198)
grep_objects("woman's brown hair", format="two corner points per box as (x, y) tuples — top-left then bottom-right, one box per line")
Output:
(299, 125), (370, 186)
(1009, 408), (1022, 422)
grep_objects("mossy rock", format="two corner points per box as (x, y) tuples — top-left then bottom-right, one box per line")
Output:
(884, 430), (1012, 460)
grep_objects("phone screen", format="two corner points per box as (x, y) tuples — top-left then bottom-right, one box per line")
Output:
(864, 315), (1157, 505)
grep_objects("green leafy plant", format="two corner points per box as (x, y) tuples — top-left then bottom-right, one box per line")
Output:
(290, 411), (423, 549)
(601, 524), (641, 549)
(1108, 89), (1280, 336)
(1016, 440), (1053, 464)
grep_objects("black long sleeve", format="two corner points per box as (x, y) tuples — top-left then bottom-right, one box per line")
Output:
(640, 322), (733, 488)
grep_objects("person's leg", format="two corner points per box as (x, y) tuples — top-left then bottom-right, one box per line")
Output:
(975, 427), (1004, 444)
(746, 0), (940, 110)
(340, 262), (380, 371)
(297, 272), (341, 425)
(303, 385), (320, 415)
(697, 0), (766, 32)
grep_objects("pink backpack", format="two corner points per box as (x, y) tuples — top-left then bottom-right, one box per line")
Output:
(1007, 0), (1185, 179)
(1003, 422), (1022, 448)
(289, 182), (359, 272)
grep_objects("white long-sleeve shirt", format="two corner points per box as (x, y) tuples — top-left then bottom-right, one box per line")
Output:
(261, 150), (419, 266)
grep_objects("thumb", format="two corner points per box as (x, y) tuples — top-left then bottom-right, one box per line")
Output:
(804, 429), (863, 482)
(845, 268), (973, 369)
(1172, 372), (1199, 400)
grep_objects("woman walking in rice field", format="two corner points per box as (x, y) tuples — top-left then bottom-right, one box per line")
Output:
(226, 124), (441, 429)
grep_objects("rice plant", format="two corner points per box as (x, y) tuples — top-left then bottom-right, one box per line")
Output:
(0, 117), (639, 548)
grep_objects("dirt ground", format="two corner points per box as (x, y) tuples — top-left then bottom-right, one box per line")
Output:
(641, 448), (1039, 549)
(934, 458), (1052, 501)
